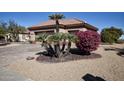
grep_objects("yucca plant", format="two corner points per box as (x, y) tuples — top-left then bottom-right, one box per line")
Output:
(37, 33), (55, 57)
(37, 32), (78, 58)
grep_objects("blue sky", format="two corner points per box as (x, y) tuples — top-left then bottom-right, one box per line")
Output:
(0, 12), (124, 32)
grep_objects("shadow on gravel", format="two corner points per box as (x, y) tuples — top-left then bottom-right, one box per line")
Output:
(36, 51), (52, 57)
(104, 47), (124, 57)
(82, 73), (106, 81)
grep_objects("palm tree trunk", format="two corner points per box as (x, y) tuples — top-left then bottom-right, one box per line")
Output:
(54, 19), (62, 58)
(56, 19), (59, 33)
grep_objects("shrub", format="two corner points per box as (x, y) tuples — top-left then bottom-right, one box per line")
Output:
(101, 27), (123, 43)
(101, 30), (114, 44)
(76, 31), (101, 55)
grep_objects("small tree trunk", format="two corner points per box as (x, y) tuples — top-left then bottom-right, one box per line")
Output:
(43, 43), (49, 52)
(42, 42), (54, 57)
(48, 44), (55, 56)
(54, 43), (61, 58)
(66, 41), (71, 55)
(61, 40), (66, 52)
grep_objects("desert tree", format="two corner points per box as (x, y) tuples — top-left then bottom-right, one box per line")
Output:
(8, 20), (26, 42)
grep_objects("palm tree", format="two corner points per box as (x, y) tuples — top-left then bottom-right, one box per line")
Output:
(49, 13), (65, 33)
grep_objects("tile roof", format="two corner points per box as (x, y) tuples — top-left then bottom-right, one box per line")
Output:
(30, 19), (85, 27)
(28, 18), (98, 31)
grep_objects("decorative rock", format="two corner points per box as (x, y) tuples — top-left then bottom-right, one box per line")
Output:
(26, 56), (35, 60)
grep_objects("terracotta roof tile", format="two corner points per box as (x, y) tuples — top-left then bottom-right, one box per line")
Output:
(30, 19), (84, 27)
(28, 18), (98, 31)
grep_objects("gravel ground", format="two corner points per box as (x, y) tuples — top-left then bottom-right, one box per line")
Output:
(0, 43), (42, 80)
(3, 43), (124, 81)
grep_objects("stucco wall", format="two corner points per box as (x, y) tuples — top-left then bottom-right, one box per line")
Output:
(59, 28), (68, 33)
(19, 34), (29, 42)
(56, 27), (88, 33)
(67, 27), (88, 32)
(30, 32), (35, 41)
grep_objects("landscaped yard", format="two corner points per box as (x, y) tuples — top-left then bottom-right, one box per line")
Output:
(0, 43), (124, 81)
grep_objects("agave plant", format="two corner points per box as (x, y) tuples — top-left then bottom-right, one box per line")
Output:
(37, 32), (78, 58)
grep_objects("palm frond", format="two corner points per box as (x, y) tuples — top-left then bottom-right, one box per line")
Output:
(37, 33), (48, 42)
(47, 33), (62, 43)
(67, 33), (78, 43)
(49, 13), (65, 20)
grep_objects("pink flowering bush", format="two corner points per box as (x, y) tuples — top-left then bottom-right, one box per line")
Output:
(76, 31), (101, 55)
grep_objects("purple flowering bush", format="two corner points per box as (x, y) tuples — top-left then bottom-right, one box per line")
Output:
(76, 31), (101, 55)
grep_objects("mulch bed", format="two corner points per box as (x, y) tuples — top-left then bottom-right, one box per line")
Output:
(36, 51), (102, 63)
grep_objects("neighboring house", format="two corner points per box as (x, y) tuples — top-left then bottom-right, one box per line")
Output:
(28, 18), (98, 40)
(18, 31), (30, 42)
(1, 31), (30, 43)
(7, 31), (30, 42)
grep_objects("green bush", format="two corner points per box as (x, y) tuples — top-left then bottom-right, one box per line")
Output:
(101, 27), (123, 44)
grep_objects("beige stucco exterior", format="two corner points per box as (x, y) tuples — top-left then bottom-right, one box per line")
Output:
(67, 27), (88, 32)
(33, 27), (87, 35)
(18, 34), (30, 42)
(29, 32), (35, 42)
(58, 28), (68, 33)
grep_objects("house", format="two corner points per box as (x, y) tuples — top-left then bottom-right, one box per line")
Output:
(6, 31), (30, 42)
(18, 31), (30, 42)
(28, 18), (98, 40)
